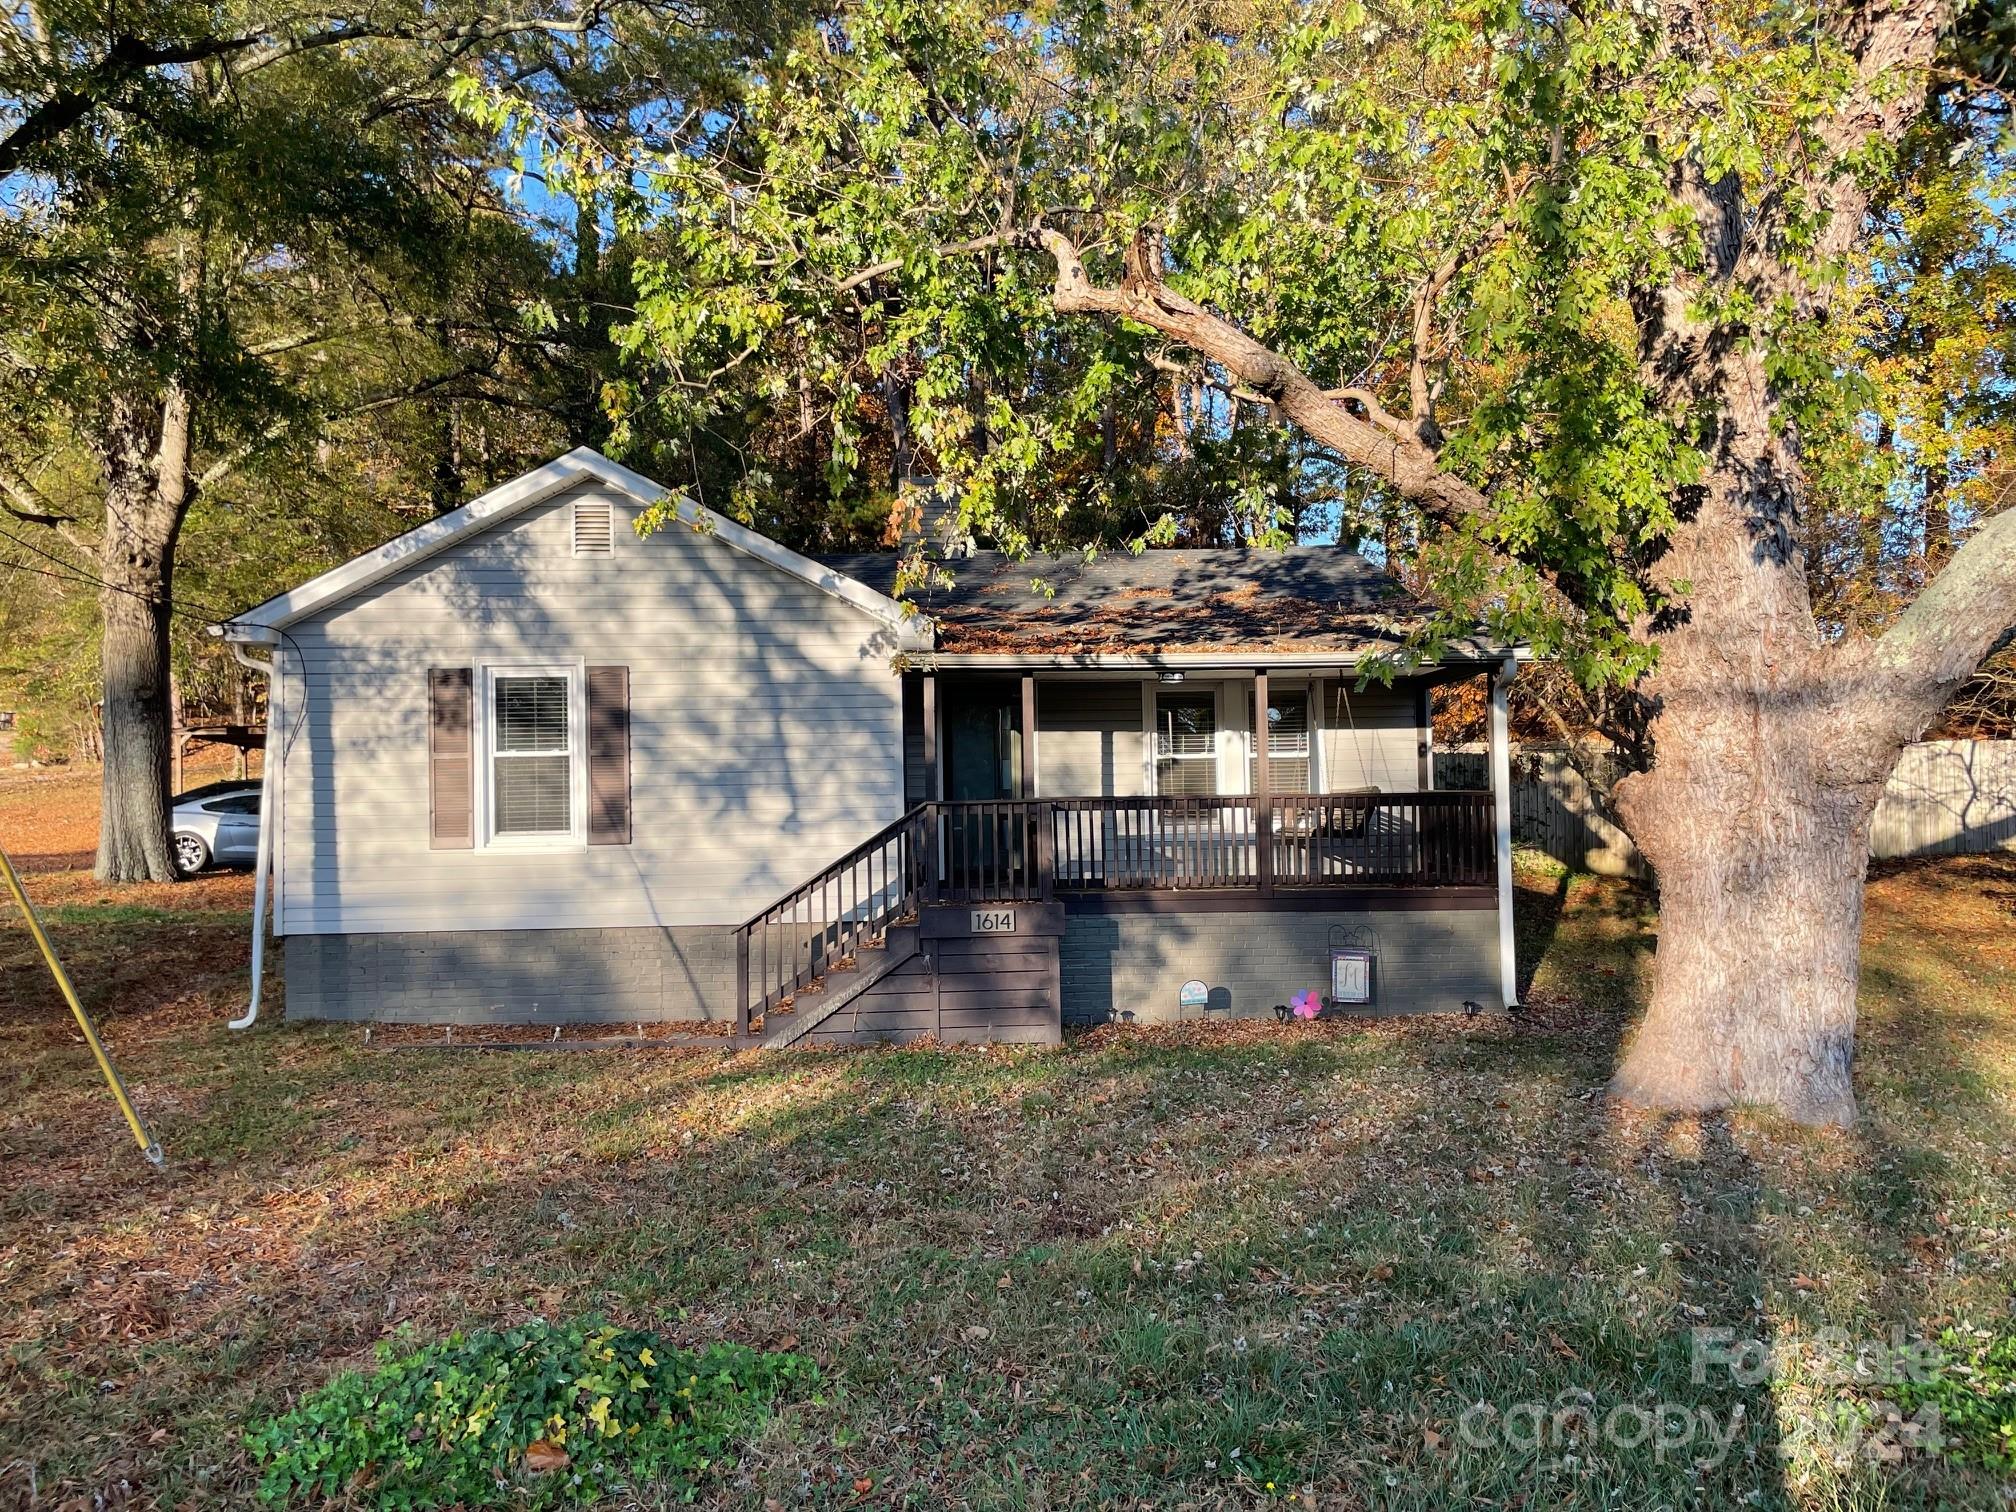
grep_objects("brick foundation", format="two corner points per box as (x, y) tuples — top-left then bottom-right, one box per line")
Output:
(1059, 904), (1501, 1024)
(283, 927), (737, 1023)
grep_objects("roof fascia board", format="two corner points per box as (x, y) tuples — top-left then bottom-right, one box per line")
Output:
(214, 448), (929, 650)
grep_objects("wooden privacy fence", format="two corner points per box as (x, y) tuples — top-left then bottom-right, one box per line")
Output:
(1435, 739), (2016, 877)
(1869, 740), (2016, 859)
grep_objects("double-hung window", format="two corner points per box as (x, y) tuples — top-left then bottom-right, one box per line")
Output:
(483, 665), (583, 845)
(1155, 693), (1219, 796)
(1252, 689), (1312, 794)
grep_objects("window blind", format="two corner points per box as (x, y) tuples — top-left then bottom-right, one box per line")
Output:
(493, 675), (571, 834)
(1155, 694), (1218, 796)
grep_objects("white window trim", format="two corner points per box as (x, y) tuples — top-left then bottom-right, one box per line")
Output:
(1213, 679), (1242, 794)
(1147, 681), (1230, 797)
(476, 660), (588, 851)
(1251, 679), (1317, 796)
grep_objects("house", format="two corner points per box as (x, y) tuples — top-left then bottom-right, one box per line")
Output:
(214, 448), (1523, 1046)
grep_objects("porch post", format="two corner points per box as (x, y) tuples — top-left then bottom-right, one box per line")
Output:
(1489, 657), (1519, 1009)
(921, 672), (938, 801)
(1253, 669), (1273, 896)
(1021, 672), (1052, 899)
(735, 931), (750, 1041)
(1415, 680), (1434, 790)
(1019, 673), (1037, 798)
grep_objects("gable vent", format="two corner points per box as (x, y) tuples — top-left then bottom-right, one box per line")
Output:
(572, 498), (614, 557)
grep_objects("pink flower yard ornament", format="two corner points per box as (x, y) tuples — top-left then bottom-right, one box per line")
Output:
(1290, 989), (1322, 1021)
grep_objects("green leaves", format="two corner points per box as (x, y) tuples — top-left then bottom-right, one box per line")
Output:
(434, 0), (1981, 713)
(246, 1317), (816, 1509)
(1880, 1322), (2016, 1472)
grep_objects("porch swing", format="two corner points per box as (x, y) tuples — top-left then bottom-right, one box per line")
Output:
(1325, 680), (1379, 840)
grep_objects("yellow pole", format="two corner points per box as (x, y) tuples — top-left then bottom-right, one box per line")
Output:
(0, 843), (163, 1165)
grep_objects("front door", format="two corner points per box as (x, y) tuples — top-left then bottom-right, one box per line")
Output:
(940, 683), (1027, 897)
(944, 684), (1020, 799)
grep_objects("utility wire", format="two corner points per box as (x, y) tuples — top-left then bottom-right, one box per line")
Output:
(0, 526), (253, 628)
(0, 544), (309, 760)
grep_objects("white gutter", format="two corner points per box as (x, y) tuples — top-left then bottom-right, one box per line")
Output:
(1489, 654), (1519, 1011)
(225, 636), (280, 1030)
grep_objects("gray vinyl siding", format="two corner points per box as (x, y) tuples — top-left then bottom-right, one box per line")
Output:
(1037, 681), (1145, 797)
(1316, 680), (1423, 793)
(273, 480), (903, 936)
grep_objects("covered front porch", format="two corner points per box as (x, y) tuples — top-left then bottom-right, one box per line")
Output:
(904, 656), (1517, 899)
(731, 654), (1522, 1040)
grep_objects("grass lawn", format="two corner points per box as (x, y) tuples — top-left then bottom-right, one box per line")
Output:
(3, 766), (2015, 1509)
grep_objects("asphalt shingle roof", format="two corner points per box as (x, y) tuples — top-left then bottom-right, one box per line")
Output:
(815, 546), (1442, 657)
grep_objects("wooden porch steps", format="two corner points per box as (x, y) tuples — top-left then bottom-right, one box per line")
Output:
(759, 925), (922, 1048)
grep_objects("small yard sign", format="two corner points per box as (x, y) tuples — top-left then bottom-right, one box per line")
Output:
(970, 908), (1016, 934)
(1178, 979), (1209, 1011)
(1330, 948), (1373, 1005)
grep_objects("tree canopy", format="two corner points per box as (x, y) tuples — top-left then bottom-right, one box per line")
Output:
(462, 0), (2014, 693)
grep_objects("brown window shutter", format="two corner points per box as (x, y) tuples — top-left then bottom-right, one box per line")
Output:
(427, 667), (474, 849)
(586, 665), (632, 846)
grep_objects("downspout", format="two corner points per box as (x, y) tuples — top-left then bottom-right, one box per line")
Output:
(226, 636), (280, 1030)
(1489, 655), (1519, 1011)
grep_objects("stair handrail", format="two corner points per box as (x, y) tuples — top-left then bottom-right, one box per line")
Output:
(732, 804), (936, 1036)
(730, 805), (930, 935)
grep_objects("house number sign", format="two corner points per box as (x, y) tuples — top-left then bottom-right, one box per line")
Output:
(971, 909), (1016, 934)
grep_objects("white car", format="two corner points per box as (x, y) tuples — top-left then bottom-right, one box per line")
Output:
(170, 781), (262, 877)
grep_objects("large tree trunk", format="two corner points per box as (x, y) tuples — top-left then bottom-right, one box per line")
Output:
(1609, 359), (1900, 1126)
(93, 389), (189, 884)
(1611, 728), (1887, 1127)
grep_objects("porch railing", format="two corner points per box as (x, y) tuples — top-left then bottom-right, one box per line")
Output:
(1049, 791), (1495, 891)
(732, 806), (930, 1035)
(1269, 792), (1497, 888)
(731, 791), (1495, 1032)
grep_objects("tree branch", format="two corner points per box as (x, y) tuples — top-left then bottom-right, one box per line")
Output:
(1407, 254), (1463, 445)
(0, 457), (73, 527)
(1032, 225), (1491, 531)
(0, 2), (616, 174)
(192, 357), (533, 497)
(1324, 386), (1415, 442)
(0, 32), (260, 175)
(1869, 505), (2016, 735)
(833, 232), (1026, 295)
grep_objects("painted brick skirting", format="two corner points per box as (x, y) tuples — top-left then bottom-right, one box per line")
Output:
(283, 927), (739, 1024)
(1060, 905), (1501, 1025)
(285, 901), (1502, 1026)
